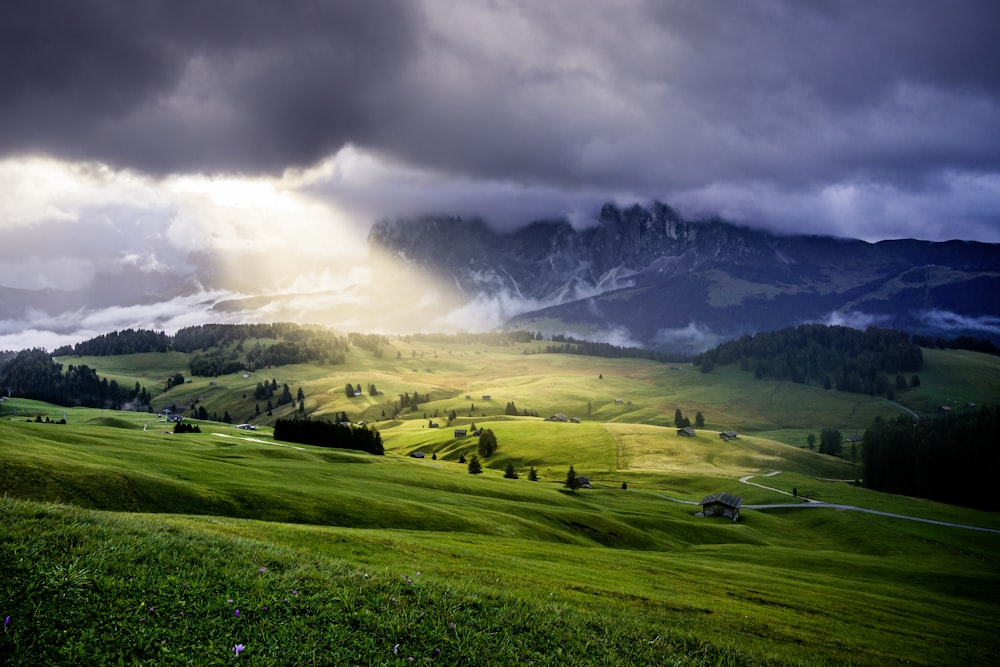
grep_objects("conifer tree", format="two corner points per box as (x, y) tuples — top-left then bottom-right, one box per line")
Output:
(565, 464), (581, 490)
(468, 454), (482, 475)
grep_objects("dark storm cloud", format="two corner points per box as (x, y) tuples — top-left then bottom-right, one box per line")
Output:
(1, 0), (999, 241)
(0, 0), (420, 174)
(383, 0), (1000, 193)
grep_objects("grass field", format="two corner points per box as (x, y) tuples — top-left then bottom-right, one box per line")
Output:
(3, 341), (1000, 665)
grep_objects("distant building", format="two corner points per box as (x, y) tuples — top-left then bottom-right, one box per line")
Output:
(410, 451), (426, 459)
(700, 492), (743, 521)
(678, 426), (696, 437)
(454, 428), (468, 438)
(719, 430), (739, 442)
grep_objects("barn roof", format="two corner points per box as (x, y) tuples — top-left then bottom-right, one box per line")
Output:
(699, 492), (743, 508)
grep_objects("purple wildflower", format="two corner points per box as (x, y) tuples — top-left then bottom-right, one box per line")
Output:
(3, 616), (9, 632)
(393, 644), (400, 655)
(449, 622), (456, 628)
(234, 609), (240, 618)
(233, 643), (245, 657)
(258, 567), (266, 573)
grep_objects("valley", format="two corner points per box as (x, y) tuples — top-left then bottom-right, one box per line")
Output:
(2, 336), (999, 665)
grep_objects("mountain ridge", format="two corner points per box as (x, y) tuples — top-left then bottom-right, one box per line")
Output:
(368, 201), (1000, 352)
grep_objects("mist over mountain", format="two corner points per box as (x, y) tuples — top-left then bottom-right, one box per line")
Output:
(3, 201), (998, 354)
(369, 202), (1000, 353)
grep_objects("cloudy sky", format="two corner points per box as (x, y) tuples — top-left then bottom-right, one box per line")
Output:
(2, 0), (1000, 346)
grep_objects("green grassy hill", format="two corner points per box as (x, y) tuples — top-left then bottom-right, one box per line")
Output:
(3, 342), (1000, 665)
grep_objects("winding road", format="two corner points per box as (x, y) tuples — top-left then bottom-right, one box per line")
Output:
(737, 472), (1000, 534)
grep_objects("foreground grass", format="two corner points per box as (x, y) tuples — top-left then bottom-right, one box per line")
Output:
(3, 496), (999, 666)
(0, 497), (781, 666)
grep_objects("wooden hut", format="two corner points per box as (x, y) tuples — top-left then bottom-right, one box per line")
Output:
(699, 492), (743, 521)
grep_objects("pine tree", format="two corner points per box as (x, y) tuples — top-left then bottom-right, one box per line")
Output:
(478, 428), (497, 458)
(695, 411), (705, 428)
(503, 462), (518, 479)
(565, 465), (581, 490)
(528, 466), (538, 481)
(468, 454), (482, 475)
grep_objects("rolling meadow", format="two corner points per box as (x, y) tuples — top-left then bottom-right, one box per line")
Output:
(2, 337), (1000, 665)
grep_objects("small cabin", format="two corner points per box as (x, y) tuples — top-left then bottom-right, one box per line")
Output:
(719, 430), (738, 442)
(410, 451), (426, 459)
(678, 426), (696, 437)
(481, 395), (492, 401)
(700, 492), (743, 522)
(454, 428), (468, 438)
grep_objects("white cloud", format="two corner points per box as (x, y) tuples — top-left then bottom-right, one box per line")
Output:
(920, 310), (1000, 336)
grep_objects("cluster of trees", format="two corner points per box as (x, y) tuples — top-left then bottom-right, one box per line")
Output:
(173, 422), (202, 434)
(538, 336), (686, 363)
(248, 380), (296, 416)
(189, 349), (244, 376)
(695, 325), (924, 398)
(165, 372), (186, 390)
(348, 333), (389, 357)
(815, 429), (844, 456)
(504, 401), (539, 417)
(0, 349), (152, 409)
(862, 407), (1000, 509)
(673, 409), (704, 428)
(174, 324), (349, 373)
(53, 328), (170, 357)
(396, 391), (430, 414)
(273, 418), (384, 455)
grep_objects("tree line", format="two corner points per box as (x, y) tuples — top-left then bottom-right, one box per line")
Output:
(862, 406), (1000, 509)
(47, 323), (351, 373)
(538, 336), (687, 363)
(53, 328), (171, 357)
(694, 324), (923, 398)
(273, 418), (384, 455)
(0, 349), (151, 409)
